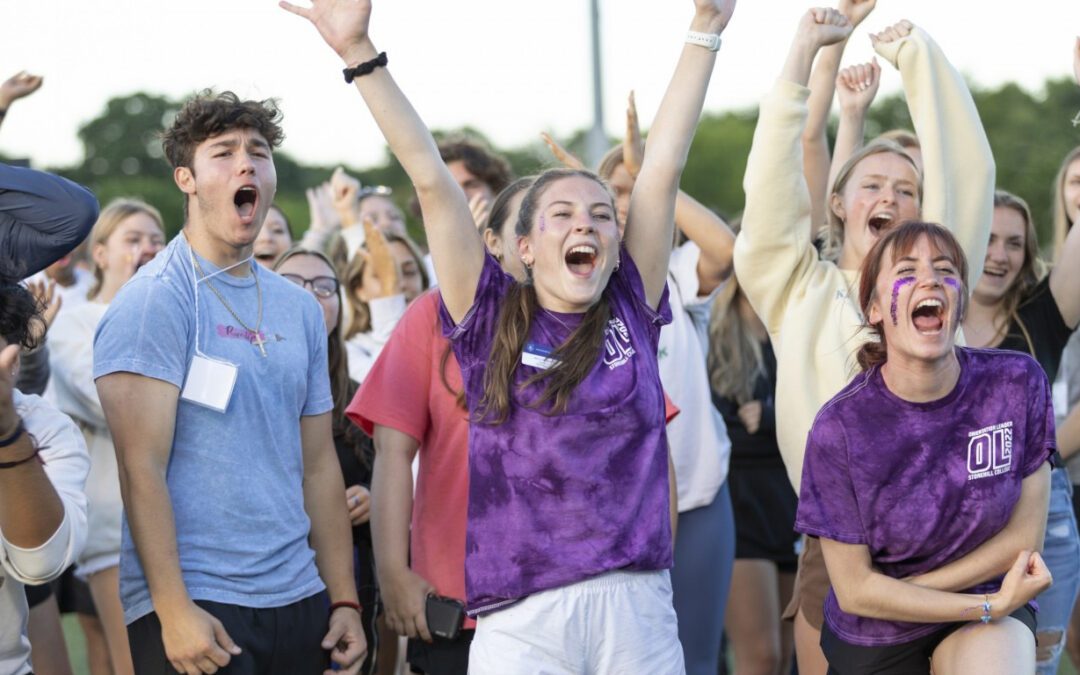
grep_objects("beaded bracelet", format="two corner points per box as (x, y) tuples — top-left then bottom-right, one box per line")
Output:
(980, 595), (992, 624)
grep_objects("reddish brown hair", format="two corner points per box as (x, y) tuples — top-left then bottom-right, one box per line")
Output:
(855, 221), (969, 370)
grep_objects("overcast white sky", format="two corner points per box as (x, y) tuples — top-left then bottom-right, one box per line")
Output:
(2, 1), (1077, 170)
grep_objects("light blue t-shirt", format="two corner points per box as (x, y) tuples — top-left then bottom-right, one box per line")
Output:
(93, 234), (333, 624)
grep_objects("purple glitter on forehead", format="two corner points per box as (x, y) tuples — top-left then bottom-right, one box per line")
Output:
(890, 276), (916, 326)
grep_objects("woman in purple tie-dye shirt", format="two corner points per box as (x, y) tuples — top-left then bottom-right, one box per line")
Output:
(284, 0), (737, 671)
(796, 221), (1056, 675)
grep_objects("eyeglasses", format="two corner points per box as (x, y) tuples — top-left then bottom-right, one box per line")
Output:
(281, 274), (340, 299)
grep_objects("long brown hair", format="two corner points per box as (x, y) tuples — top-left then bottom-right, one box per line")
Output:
(476, 168), (616, 424)
(272, 247), (359, 448)
(855, 221), (969, 370)
(990, 190), (1047, 355)
(87, 198), (165, 301)
(1052, 146), (1080, 261)
(822, 141), (923, 262)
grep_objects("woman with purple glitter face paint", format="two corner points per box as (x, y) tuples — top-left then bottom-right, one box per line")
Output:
(797, 220), (1055, 674)
(733, 11), (994, 673)
(283, 0), (734, 671)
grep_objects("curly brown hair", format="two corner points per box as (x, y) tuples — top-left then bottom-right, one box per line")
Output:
(438, 136), (513, 195)
(162, 90), (285, 170)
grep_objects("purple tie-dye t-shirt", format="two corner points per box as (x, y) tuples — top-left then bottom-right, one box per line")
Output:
(440, 249), (673, 615)
(796, 347), (1055, 647)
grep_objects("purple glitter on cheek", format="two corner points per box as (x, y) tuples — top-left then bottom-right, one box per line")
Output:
(890, 276), (916, 326)
(539, 215), (547, 233)
(944, 277), (963, 317)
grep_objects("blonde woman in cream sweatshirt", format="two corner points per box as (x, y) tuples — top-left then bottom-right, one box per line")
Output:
(733, 10), (994, 673)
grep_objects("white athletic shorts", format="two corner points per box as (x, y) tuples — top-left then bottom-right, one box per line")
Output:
(468, 569), (685, 674)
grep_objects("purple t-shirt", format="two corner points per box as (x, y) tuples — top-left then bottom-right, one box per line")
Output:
(796, 347), (1055, 647)
(440, 250), (673, 615)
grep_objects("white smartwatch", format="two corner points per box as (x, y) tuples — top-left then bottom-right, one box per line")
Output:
(686, 30), (722, 52)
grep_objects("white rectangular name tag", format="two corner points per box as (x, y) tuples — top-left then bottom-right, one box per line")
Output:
(180, 355), (238, 413)
(521, 342), (560, 370)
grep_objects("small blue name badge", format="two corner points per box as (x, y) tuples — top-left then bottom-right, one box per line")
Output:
(521, 342), (560, 370)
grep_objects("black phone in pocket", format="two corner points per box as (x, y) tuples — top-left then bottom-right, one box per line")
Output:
(425, 594), (466, 640)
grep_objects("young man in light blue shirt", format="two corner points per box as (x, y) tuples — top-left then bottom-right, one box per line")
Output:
(94, 91), (366, 675)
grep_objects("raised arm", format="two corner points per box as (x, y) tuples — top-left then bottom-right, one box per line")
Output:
(1050, 48), (1080, 329)
(282, 0), (481, 322)
(802, 0), (877, 233)
(733, 8), (851, 333)
(872, 22), (994, 285)
(0, 163), (98, 278)
(624, 0), (735, 308)
(621, 90), (736, 292)
(827, 59), (881, 197)
(905, 464), (1051, 592)
(0, 71), (43, 135)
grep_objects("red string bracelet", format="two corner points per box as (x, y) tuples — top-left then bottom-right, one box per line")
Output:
(329, 600), (362, 615)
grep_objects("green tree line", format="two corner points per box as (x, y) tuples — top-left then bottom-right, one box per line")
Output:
(16, 77), (1080, 253)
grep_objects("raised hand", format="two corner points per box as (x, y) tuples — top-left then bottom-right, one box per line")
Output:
(331, 167), (361, 228)
(801, 8), (854, 49)
(623, 91), (645, 179)
(306, 183), (342, 234)
(692, 0), (737, 34)
(540, 132), (586, 171)
(836, 58), (881, 114)
(837, 0), (876, 29)
(870, 20), (914, 48)
(361, 218), (399, 298)
(0, 71), (43, 110)
(24, 279), (60, 347)
(279, 0), (374, 63)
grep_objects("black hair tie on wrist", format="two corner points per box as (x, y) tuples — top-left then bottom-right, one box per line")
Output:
(343, 52), (388, 84)
(0, 421), (40, 469)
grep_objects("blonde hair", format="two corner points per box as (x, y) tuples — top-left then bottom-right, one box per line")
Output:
(708, 274), (764, 404)
(875, 129), (920, 151)
(87, 198), (165, 301)
(1052, 146), (1080, 261)
(822, 141), (922, 263)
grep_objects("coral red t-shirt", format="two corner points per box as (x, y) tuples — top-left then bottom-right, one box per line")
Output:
(347, 289), (475, 627)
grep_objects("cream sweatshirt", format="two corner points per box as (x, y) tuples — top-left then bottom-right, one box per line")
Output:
(733, 28), (995, 491)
